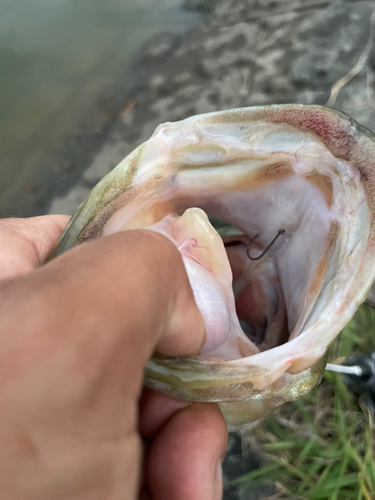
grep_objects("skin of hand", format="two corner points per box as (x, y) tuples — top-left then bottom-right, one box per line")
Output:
(0, 215), (228, 500)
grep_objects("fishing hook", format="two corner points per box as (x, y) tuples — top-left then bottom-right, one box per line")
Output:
(246, 229), (286, 261)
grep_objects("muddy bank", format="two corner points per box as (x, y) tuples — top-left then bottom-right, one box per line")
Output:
(4, 0), (374, 219)
(48, 0), (375, 219)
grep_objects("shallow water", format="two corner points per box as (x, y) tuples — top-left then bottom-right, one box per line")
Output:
(0, 0), (198, 215)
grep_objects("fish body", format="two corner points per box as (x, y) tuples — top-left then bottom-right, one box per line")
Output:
(52, 105), (375, 429)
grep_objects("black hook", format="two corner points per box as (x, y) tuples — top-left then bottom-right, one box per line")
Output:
(246, 229), (286, 261)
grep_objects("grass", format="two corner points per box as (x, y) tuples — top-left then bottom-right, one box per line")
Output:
(230, 305), (375, 500)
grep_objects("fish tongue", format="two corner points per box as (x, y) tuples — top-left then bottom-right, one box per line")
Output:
(146, 208), (259, 359)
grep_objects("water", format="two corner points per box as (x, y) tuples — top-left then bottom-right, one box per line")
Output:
(0, 0), (198, 215)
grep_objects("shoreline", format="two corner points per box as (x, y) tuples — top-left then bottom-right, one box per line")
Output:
(0, 1), (201, 219)
(48, 0), (375, 219)
(6, 0), (375, 219)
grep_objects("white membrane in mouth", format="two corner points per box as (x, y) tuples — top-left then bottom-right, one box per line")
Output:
(102, 119), (370, 382)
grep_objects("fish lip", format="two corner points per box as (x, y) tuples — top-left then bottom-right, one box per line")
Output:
(144, 352), (328, 401)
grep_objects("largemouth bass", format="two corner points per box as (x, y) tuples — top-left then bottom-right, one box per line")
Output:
(51, 105), (375, 429)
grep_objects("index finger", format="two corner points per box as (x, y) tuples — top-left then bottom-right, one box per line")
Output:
(0, 215), (70, 279)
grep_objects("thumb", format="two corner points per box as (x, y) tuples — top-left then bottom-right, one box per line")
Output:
(0, 229), (206, 391)
(0, 230), (206, 498)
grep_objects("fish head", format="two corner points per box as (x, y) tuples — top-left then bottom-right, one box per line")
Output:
(52, 105), (375, 428)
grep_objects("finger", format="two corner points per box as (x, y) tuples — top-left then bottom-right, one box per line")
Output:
(0, 229), (206, 401)
(139, 388), (191, 441)
(147, 403), (227, 500)
(0, 215), (70, 279)
(0, 230), (206, 497)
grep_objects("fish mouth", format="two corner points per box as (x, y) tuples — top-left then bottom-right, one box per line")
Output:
(53, 105), (375, 394)
(98, 118), (370, 387)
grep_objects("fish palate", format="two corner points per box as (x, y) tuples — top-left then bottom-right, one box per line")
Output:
(51, 105), (375, 428)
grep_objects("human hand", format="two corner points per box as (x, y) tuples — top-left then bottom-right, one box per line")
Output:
(0, 216), (227, 500)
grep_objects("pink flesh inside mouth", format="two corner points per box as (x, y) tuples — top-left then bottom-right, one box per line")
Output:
(103, 171), (338, 363)
(99, 121), (370, 371)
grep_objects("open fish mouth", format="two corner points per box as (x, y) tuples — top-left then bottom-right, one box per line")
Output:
(52, 105), (375, 427)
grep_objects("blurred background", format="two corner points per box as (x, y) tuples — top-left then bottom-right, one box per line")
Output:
(1, 0), (375, 219)
(0, 0), (199, 217)
(1, 0), (375, 498)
